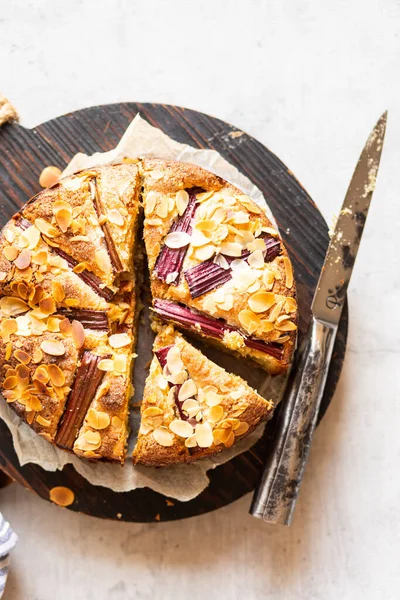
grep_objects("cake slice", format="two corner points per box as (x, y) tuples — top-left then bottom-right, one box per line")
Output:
(141, 158), (297, 374)
(133, 325), (273, 466)
(0, 165), (141, 462)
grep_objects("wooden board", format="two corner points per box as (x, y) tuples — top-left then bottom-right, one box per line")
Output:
(0, 103), (348, 521)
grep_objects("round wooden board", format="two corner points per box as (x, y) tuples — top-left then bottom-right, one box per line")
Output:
(0, 103), (348, 521)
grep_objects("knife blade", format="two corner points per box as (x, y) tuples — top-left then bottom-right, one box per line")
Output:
(250, 112), (387, 525)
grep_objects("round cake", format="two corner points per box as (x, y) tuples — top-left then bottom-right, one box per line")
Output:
(0, 159), (297, 464)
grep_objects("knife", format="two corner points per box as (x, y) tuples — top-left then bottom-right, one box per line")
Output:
(250, 111), (388, 525)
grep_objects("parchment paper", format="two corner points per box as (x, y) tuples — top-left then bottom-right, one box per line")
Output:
(0, 114), (288, 501)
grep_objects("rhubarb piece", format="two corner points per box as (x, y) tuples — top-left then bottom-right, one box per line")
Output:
(154, 190), (200, 284)
(184, 260), (232, 299)
(56, 308), (109, 331)
(55, 351), (109, 449)
(152, 299), (283, 360)
(155, 346), (186, 420)
(14, 217), (32, 231)
(263, 234), (281, 262)
(53, 248), (114, 301)
(90, 178), (123, 273)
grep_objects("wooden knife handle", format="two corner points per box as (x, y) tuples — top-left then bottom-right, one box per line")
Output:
(250, 318), (337, 525)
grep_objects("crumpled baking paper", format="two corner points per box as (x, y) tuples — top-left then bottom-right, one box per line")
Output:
(0, 114), (287, 501)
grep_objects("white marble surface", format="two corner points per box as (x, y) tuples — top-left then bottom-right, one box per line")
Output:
(1, 1), (400, 598)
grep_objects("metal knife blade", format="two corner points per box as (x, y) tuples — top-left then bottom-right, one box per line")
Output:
(312, 111), (387, 326)
(250, 112), (387, 525)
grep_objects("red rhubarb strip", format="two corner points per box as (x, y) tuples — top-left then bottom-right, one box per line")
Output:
(56, 308), (109, 331)
(152, 300), (283, 360)
(55, 351), (109, 449)
(184, 260), (232, 299)
(154, 189), (200, 284)
(155, 346), (186, 420)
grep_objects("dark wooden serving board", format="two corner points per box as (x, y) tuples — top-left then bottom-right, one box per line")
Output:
(0, 103), (348, 521)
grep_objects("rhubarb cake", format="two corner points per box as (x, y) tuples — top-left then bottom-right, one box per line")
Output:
(133, 325), (273, 465)
(0, 164), (141, 462)
(0, 157), (297, 465)
(141, 158), (297, 374)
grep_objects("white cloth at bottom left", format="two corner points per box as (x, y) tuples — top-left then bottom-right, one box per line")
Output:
(0, 513), (17, 599)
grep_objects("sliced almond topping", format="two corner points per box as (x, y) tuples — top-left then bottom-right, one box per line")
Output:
(84, 430), (102, 449)
(3, 246), (19, 261)
(34, 218), (58, 238)
(262, 269), (275, 290)
(261, 320), (274, 333)
(14, 349), (31, 364)
(194, 244), (216, 261)
(146, 218), (163, 226)
(59, 318), (72, 336)
(195, 423), (214, 448)
(3, 376), (18, 390)
(39, 297), (56, 315)
(143, 407), (164, 418)
(21, 225), (41, 250)
(55, 209), (72, 233)
(107, 209), (125, 226)
(236, 195), (262, 214)
(185, 434), (197, 448)
(164, 231), (191, 249)
(169, 419), (194, 438)
(284, 297), (297, 313)
(97, 358), (114, 372)
(112, 416), (123, 429)
(33, 365), (49, 384)
(213, 254), (230, 270)
(71, 320), (85, 349)
(14, 249), (31, 270)
(72, 261), (91, 274)
(203, 386), (224, 407)
(182, 399), (201, 417)
(16, 364), (29, 380)
(114, 354), (128, 374)
(95, 249), (111, 273)
(276, 320), (297, 332)
(87, 408), (110, 430)
(0, 271), (7, 282)
(178, 379), (197, 402)
(248, 250), (265, 269)
(166, 346), (184, 375)
(47, 364), (66, 387)
(195, 219), (217, 233)
(153, 426), (174, 447)
(156, 375), (169, 391)
(156, 196), (169, 219)
(196, 191), (214, 203)
(283, 256), (294, 289)
(219, 242), (243, 257)
(39, 166), (62, 188)
(145, 191), (157, 216)
(248, 291), (276, 313)
(268, 300), (284, 323)
(36, 415), (51, 427)
(0, 319), (18, 342)
(32, 348), (43, 363)
(52, 281), (65, 302)
(238, 309), (262, 334)
(234, 421), (250, 436)
(40, 339), (65, 356)
(108, 333), (130, 349)
(208, 405), (224, 423)
(190, 229), (211, 248)
(175, 190), (189, 216)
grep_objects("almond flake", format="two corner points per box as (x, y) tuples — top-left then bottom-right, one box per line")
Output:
(109, 333), (131, 349)
(145, 191), (157, 216)
(276, 320), (297, 332)
(87, 408), (110, 430)
(39, 166), (61, 188)
(97, 358), (115, 372)
(262, 269), (275, 290)
(268, 300), (284, 322)
(190, 229), (210, 247)
(194, 244), (216, 261)
(236, 195), (262, 214)
(203, 386), (224, 407)
(175, 190), (189, 216)
(185, 434), (197, 448)
(248, 291), (276, 313)
(195, 219), (217, 233)
(146, 218), (163, 226)
(164, 231), (191, 249)
(178, 379), (197, 402)
(47, 364), (66, 387)
(95, 249), (111, 273)
(208, 405), (224, 423)
(156, 374), (169, 390)
(114, 354), (127, 373)
(213, 254), (230, 270)
(195, 423), (214, 448)
(166, 346), (184, 375)
(169, 419), (194, 438)
(107, 209), (125, 226)
(71, 320), (85, 348)
(55, 209), (72, 233)
(234, 422), (250, 436)
(0, 296), (29, 316)
(210, 207), (227, 224)
(283, 256), (294, 289)
(39, 297), (56, 315)
(3, 246), (19, 261)
(34, 218), (58, 238)
(248, 250), (265, 269)
(36, 415), (51, 427)
(238, 309), (262, 334)
(153, 426), (174, 447)
(182, 398), (201, 417)
(143, 407), (164, 418)
(40, 339), (65, 356)
(84, 430), (102, 448)
(219, 242), (243, 257)
(52, 281), (65, 302)
(156, 196), (169, 219)
(14, 249), (31, 270)
(285, 297), (297, 313)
